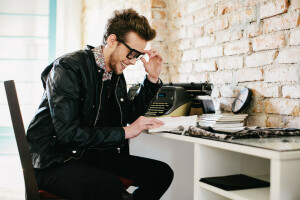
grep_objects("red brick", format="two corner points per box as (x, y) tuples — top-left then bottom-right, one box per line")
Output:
(247, 115), (267, 126)
(229, 8), (257, 26)
(187, 25), (204, 37)
(194, 60), (217, 72)
(194, 7), (215, 23)
(233, 68), (264, 82)
(194, 72), (210, 82)
(152, 10), (166, 19)
(207, 0), (223, 6)
(290, 0), (300, 10)
(245, 22), (263, 38)
(169, 48), (181, 62)
(260, 0), (289, 19)
(201, 46), (223, 59)
(224, 40), (250, 55)
(160, 75), (170, 83)
(265, 115), (284, 127)
(178, 39), (191, 50)
(240, 82), (280, 97)
(178, 74), (188, 82)
(290, 29), (300, 45)
(151, 42), (167, 59)
(215, 30), (243, 43)
(264, 64), (299, 82)
(169, 64), (178, 74)
(182, 49), (201, 61)
(169, 7), (181, 20)
(217, 0), (243, 15)
(276, 47), (300, 63)
(209, 70), (233, 84)
(205, 17), (229, 34)
(245, 50), (277, 68)
(245, 0), (269, 7)
(284, 117), (300, 128)
(178, 62), (193, 73)
(218, 56), (243, 70)
(170, 28), (186, 40)
(252, 32), (285, 51)
(263, 12), (300, 34)
(220, 85), (243, 98)
(282, 85), (300, 98)
(154, 30), (168, 42)
(187, 1), (207, 14)
(194, 36), (214, 47)
(248, 98), (264, 114)
(264, 99), (300, 116)
(152, 20), (167, 30)
(160, 64), (169, 76)
(181, 15), (194, 26)
(169, 19), (181, 29)
(151, 0), (166, 8)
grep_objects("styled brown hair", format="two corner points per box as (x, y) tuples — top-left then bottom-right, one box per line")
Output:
(103, 8), (156, 44)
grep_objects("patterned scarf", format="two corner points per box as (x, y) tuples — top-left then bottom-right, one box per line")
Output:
(92, 46), (112, 81)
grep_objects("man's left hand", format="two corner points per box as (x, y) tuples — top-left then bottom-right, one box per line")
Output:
(140, 49), (163, 83)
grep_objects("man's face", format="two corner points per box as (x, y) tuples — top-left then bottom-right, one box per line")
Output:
(108, 32), (147, 74)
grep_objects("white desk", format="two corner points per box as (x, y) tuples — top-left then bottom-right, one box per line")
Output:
(130, 132), (300, 200)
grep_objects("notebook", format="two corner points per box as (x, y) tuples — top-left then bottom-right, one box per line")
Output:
(200, 174), (270, 191)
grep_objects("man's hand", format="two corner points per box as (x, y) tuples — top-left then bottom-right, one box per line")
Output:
(123, 116), (164, 139)
(140, 49), (163, 83)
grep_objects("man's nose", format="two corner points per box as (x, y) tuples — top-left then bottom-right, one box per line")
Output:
(129, 58), (136, 65)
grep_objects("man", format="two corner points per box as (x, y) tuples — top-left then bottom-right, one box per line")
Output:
(27, 8), (173, 200)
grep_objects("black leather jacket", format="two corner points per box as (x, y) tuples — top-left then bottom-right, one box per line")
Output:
(27, 46), (162, 169)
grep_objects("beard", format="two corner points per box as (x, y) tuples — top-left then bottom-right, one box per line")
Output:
(108, 48), (123, 74)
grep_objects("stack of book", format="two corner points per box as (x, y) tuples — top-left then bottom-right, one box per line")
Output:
(198, 113), (248, 128)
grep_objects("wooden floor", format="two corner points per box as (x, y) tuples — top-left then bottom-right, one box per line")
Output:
(0, 155), (25, 200)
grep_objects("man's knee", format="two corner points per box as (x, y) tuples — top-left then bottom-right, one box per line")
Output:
(158, 161), (174, 183)
(81, 174), (123, 200)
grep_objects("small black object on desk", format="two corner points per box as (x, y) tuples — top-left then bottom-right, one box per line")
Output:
(200, 174), (270, 191)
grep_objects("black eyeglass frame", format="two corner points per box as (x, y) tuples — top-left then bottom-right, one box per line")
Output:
(117, 38), (145, 60)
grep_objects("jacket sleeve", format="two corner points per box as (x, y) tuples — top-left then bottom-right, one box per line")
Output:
(127, 75), (162, 123)
(46, 61), (125, 150)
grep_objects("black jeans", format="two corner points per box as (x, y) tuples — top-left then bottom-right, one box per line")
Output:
(34, 149), (174, 200)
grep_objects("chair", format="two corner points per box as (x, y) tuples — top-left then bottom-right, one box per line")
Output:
(4, 80), (134, 200)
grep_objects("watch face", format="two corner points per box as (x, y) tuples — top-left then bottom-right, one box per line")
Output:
(232, 88), (251, 113)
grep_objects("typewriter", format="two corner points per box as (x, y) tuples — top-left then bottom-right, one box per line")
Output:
(128, 82), (213, 117)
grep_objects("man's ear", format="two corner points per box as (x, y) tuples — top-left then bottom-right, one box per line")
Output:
(107, 34), (118, 48)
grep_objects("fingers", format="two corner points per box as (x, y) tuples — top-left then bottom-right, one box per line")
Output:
(137, 116), (165, 130)
(140, 57), (147, 65)
(144, 49), (163, 60)
(146, 124), (163, 129)
(153, 118), (165, 125)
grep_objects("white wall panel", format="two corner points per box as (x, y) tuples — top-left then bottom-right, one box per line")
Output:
(0, 38), (48, 59)
(0, 15), (48, 37)
(0, 0), (49, 15)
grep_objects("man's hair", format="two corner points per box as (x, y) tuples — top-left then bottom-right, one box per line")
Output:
(103, 8), (156, 44)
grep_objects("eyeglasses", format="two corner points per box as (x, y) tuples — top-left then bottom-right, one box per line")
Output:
(117, 38), (145, 60)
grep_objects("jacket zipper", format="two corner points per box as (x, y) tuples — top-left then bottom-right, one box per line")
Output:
(90, 77), (122, 154)
(63, 149), (85, 162)
(115, 76), (123, 126)
(94, 82), (104, 126)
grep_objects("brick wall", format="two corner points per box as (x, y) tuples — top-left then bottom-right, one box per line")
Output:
(82, 0), (300, 128)
(163, 0), (300, 128)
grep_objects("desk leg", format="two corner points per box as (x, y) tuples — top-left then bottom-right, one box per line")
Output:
(270, 159), (300, 200)
(194, 144), (200, 200)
